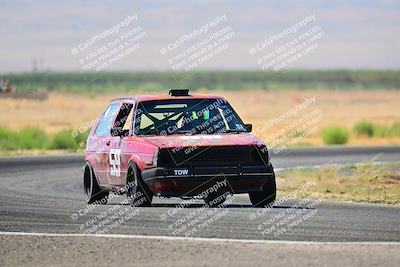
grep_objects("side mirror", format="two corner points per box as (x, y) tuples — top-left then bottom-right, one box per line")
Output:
(111, 128), (125, 137)
(245, 123), (252, 132)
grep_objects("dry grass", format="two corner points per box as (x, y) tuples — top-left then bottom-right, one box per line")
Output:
(0, 92), (120, 134)
(221, 90), (400, 146)
(0, 90), (400, 146)
(278, 162), (400, 204)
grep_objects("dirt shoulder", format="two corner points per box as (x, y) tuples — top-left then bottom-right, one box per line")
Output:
(278, 162), (400, 204)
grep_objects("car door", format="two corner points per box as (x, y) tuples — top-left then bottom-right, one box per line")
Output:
(107, 101), (135, 186)
(90, 103), (120, 186)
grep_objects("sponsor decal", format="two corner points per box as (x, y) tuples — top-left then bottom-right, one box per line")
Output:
(109, 148), (121, 176)
(174, 169), (189, 176)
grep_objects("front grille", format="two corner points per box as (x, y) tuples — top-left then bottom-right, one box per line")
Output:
(157, 145), (267, 167)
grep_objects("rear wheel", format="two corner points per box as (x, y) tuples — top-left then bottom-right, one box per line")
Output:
(249, 164), (276, 207)
(83, 162), (109, 204)
(126, 163), (153, 207)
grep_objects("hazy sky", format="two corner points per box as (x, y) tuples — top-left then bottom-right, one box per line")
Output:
(1, 0), (399, 73)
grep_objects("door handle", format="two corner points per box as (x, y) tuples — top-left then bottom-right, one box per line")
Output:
(106, 140), (111, 146)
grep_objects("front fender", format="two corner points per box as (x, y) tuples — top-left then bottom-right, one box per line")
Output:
(128, 154), (146, 172)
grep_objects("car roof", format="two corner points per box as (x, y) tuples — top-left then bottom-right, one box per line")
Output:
(110, 93), (223, 103)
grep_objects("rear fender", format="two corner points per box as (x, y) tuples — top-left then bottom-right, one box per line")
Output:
(85, 154), (97, 169)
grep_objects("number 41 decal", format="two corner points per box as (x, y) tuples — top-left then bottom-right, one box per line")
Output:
(109, 148), (121, 177)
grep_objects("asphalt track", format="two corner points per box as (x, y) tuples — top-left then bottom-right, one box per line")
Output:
(1, 146), (400, 266)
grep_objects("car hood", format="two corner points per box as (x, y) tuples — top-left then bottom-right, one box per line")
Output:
(140, 133), (263, 148)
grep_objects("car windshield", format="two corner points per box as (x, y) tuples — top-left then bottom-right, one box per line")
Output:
(134, 98), (246, 135)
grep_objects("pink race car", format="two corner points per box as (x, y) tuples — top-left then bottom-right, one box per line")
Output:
(84, 89), (275, 207)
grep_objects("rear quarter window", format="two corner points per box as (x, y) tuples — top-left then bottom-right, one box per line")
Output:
(95, 103), (120, 137)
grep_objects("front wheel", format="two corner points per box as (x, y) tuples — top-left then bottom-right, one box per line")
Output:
(83, 162), (109, 204)
(126, 162), (153, 207)
(249, 165), (276, 207)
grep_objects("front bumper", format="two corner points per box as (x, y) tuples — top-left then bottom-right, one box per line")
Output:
(142, 164), (273, 197)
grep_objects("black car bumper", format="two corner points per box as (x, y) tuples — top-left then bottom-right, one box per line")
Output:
(142, 164), (273, 197)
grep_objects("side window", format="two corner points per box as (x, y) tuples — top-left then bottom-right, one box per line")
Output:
(95, 103), (120, 137)
(139, 114), (153, 129)
(122, 107), (133, 130)
(114, 102), (134, 134)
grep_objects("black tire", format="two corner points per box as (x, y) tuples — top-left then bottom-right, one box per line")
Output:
(249, 164), (276, 207)
(126, 162), (153, 207)
(83, 162), (109, 204)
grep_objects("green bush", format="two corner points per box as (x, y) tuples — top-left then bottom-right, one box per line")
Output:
(0, 126), (20, 151)
(50, 129), (78, 150)
(390, 122), (400, 136)
(353, 121), (374, 137)
(0, 125), (88, 151)
(372, 125), (390, 137)
(18, 126), (49, 149)
(321, 126), (350, 145)
(73, 129), (90, 149)
(353, 121), (396, 138)
(0, 126), (50, 150)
